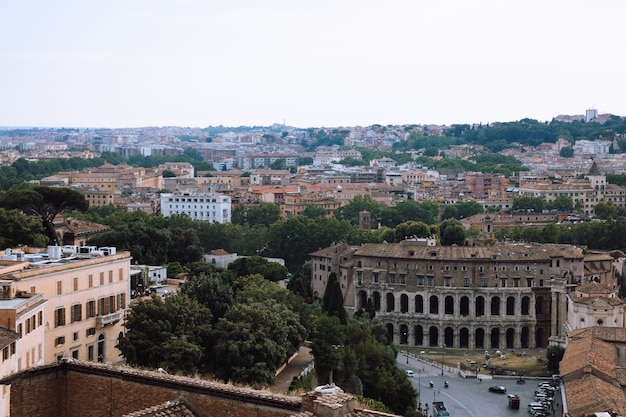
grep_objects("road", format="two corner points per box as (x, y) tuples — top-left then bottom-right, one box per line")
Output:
(398, 354), (562, 417)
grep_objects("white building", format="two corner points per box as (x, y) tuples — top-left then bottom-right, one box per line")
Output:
(160, 192), (231, 223)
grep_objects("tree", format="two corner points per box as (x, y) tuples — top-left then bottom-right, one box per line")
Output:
(162, 169), (176, 178)
(117, 294), (213, 375)
(213, 300), (304, 385)
(246, 202), (282, 227)
(0, 186), (88, 246)
(269, 158), (286, 170)
(594, 201), (618, 220)
(227, 255), (288, 282)
(334, 195), (382, 226)
(0, 208), (48, 247)
(182, 263), (235, 323)
(394, 221), (431, 243)
(439, 218), (467, 246)
(559, 147), (574, 157)
(301, 205), (327, 219)
(322, 273), (347, 325)
(231, 204), (247, 225)
(310, 315), (346, 384)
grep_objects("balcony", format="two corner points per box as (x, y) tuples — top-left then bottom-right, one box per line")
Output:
(96, 311), (122, 326)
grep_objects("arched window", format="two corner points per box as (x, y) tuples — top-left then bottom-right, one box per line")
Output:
(415, 295), (424, 313)
(429, 295), (439, 314)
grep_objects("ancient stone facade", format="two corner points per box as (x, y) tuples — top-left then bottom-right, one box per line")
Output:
(311, 241), (594, 350)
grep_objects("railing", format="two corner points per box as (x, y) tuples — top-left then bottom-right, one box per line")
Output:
(96, 311), (122, 326)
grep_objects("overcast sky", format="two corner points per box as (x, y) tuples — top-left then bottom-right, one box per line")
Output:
(1, 0), (625, 129)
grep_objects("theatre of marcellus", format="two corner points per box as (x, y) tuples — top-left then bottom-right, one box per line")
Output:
(310, 238), (615, 351)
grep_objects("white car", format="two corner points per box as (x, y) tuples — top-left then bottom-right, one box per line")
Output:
(406, 370), (414, 378)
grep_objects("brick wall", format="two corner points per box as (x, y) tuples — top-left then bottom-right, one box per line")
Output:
(7, 362), (301, 417)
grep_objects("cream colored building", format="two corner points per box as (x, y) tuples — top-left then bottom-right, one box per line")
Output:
(0, 246), (131, 365)
(0, 281), (45, 417)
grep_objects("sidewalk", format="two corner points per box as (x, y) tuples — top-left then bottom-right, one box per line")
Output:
(272, 345), (314, 394)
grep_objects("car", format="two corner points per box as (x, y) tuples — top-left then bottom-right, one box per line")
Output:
(406, 370), (414, 378)
(488, 385), (507, 393)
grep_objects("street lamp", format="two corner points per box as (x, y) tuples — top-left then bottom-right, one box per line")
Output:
(441, 343), (445, 375)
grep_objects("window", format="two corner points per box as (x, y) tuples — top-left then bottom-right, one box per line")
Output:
(118, 293), (126, 310)
(73, 277), (78, 292)
(109, 295), (115, 312)
(501, 278), (507, 288)
(99, 272), (104, 286)
(56, 281), (63, 295)
(98, 298), (106, 315)
(38, 311), (42, 326)
(119, 268), (124, 281)
(86, 327), (96, 337)
(479, 266), (484, 273)
(71, 349), (79, 359)
(427, 276), (434, 286)
(357, 271), (363, 284)
(444, 277), (451, 287)
(417, 276), (424, 286)
(88, 274), (93, 288)
(108, 270), (113, 283)
(481, 277), (488, 287)
(389, 274), (396, 284)
(462, 265), (467, 271)
(54, 307), (65, 327)
(527, 278), (533, 287)
(17, 323), (22, 337)
(400, 274), (406, 284)
(73, 332), (79, 341)
(55, 336), (65, 346)
(463, 277), (470, 287)
(373, 273), (379, 283)
(87, 300), (96, 318)
(72, 304), (82, 323)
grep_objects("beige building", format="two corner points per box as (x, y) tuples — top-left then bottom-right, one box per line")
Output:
(0, 281), (43, 417)
(0, 246), (131, 365)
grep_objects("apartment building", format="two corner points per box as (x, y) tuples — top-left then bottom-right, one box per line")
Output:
(160, 192), (232, 223)
(0, 246), (131, 365)
(311, 241), (598, 350)
(517, 171), (626, 217)
(0, 278), (44, 417)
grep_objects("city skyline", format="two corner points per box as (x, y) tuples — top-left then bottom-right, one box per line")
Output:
(1, 0), (625, 129)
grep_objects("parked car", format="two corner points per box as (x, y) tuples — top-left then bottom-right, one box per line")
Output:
(406, 370), (414, 378)
(488, 385), (507, 393)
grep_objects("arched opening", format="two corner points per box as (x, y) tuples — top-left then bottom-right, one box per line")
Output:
(490, 328), (500, 349)
(415, 295), (424, 313)
(386, 293), (395, 312)
(414, 325), (424, 346)
(536, 327), (544, 348)
(400, 324), (409, 345)
(429, 326), (439, 347)
(506, 296), (515, 315)
(521, 296), (530, 315)
(490, 296), (500, 316)
(444, 327), (454, 348)
(459, 328), (469, 348)
(357, 290), (367, 309)
(460, 296), (469, 316)
(429, 295), (439, 314)
(521, 326), (529, 348)
(373, 291), (381, 311)
(536, 296), (544, 315)
(386, 323), (394, 344)
(475, 328), (485, 349)
(476, 296), (485, 316)
(400, 294), (409, 313)
(444, 296), (454, 315)
(506, 328), (515, 348)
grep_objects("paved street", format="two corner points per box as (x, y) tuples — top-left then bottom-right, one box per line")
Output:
(399, 354), (562, 417)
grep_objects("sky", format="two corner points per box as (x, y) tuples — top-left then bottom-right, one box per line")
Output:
(1, 0), (625, 129)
